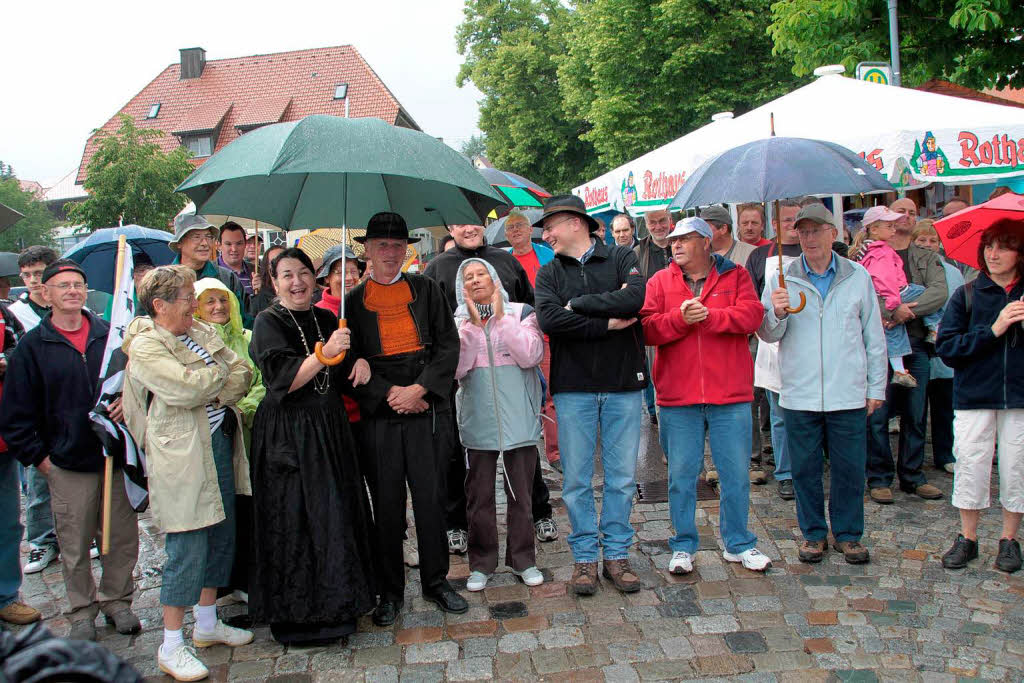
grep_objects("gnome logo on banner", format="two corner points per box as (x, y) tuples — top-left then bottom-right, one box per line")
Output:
(911, 131), (949, 177)
(621, 171), (638, 209)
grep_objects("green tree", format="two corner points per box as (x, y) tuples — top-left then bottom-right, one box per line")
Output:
(459, 134), (489, 160)
(768, 0), (1024, 89)
(558, 0), (802, 170)
(456, 0), (598, 192)
(0, 178), (57, 252)
(67, 114), (194, 230)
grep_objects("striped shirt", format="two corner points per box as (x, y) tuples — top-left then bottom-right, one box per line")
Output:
(177, 334), (226, 433)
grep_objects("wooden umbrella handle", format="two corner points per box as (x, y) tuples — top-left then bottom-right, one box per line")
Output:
(774, 199), (806, 314)
(315, 318), (348, 365)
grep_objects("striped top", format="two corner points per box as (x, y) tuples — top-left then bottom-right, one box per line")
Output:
(178, 333), (226, 433)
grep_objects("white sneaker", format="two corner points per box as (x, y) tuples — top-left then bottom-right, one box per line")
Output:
(514, 566), (544, 586)
(23, 544), (58, 574)
(403, 537), (420, 567)
(158, 643), (209, 682)
(466, 571), (490, 592)
(668, 551), (694, 575)
(192, 620), (254, 648)
(89, 540), (100, 560)
(723, 548), (772, 572)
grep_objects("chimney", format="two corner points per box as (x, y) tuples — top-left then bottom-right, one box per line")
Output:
(179, 47), (206, 80)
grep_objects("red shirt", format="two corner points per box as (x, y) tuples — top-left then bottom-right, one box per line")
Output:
(54, 317), (90, 354)
(750, 238), (773, 248)
(314, 292), (361, 423)
(512, 249), (541, 287)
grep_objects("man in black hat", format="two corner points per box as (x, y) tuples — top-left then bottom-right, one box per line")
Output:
(345, 212), (468, 626)
(533, 195), (648, 596)
(0, 259), (140, 641)
(423, 223), (558, 555)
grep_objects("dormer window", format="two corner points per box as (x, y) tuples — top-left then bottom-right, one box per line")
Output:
(182, 134), (213, 157)
(334, 84), (348, 100)
(147, 103), (161, 119)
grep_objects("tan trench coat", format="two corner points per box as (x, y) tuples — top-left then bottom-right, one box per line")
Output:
(122, 317), (252, 533)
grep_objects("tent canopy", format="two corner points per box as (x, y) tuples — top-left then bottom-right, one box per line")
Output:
(574, 73), (1024, 216)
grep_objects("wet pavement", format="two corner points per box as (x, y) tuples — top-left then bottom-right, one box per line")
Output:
(14, 416), (1024, 681)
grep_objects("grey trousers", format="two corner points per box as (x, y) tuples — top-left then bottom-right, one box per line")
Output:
(25, 466), (57, 549)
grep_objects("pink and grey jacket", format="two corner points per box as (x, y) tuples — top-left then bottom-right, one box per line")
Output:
(858, 240), (909, 311)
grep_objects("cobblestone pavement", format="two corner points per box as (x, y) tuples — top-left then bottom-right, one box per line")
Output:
(15, 420), (1024, 682)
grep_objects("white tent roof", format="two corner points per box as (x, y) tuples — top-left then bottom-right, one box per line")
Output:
(574, 73), (1024, 215)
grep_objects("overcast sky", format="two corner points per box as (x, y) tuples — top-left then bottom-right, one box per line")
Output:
(3, 0), (482, 185)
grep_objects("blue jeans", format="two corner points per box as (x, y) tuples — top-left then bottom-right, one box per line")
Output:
(659, 403), (757, 555)
(0, 455), (23, 608)
(783, 407), (867, 543)
(553, 391), (642, 563)
(26, 465), (57, 549)
(866, 350), (930, 489)
(765, 391), (790, 481)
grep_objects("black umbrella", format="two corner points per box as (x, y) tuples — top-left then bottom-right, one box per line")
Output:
(0, 252), (20, 279)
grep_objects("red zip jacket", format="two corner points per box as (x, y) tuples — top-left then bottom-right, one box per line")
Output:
(640, 255), (763, 406)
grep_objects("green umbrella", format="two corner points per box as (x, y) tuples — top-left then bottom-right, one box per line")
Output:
(176, 115), (507, 230)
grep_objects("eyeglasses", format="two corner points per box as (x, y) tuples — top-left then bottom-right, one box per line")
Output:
(46, 282), (87, 291)
(184, 232), (214, 243)
(20, 270), (45, 281)
(795, 225), (830, 237)
(163, 294), (197, 305)
(542, 216), (576, 232)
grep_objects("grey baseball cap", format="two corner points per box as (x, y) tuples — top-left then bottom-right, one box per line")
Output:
(793, 203), (835, 226)
(699, 205), (732, 226)
(169, 213), (219, 252)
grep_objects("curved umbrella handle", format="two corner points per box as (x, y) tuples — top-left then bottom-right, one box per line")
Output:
(785, 291), (807, 314)
(314, 318), (348, 366)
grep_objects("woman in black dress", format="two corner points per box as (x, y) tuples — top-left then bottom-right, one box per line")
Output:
(248, 248), (375, 644)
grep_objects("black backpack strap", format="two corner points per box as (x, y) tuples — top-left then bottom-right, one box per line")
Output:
(964, 280), (974, 318)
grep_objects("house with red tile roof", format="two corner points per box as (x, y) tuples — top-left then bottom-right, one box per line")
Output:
(76, 45), (420, 185)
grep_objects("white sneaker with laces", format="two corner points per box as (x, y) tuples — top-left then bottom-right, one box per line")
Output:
(668, 551), (694, 575)
(447, 529), (468, 554)
(192, 620), (254, 648)
(89, 540), (100, 560)
(466, 571), (490, 592)
(23, 544), (58, 574)
(514, 566), (544, 586)
(722, 548), (772, 572)
(158, 643), (209, 682)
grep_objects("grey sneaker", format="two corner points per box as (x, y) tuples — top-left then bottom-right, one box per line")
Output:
(447, 529), (468, 555)
(534, 518), (558, 542)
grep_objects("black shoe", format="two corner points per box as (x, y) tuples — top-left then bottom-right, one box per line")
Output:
(372, 599), (403, 627)
(649, 412), (658, 426)
(777, 479), (795, 500)
(941, 535), (978, 569)
(995, 538), (1022, 573)
(422, 589), (468, 614)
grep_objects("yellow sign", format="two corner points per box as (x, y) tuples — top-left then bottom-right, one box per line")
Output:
(863, 68), (889, 85)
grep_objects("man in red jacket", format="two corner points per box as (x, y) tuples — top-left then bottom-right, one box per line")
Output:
(640, 217), (771, 575)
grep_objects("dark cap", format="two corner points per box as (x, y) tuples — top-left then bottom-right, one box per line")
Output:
(354, 212), (419, 244)
(794, 203), (835, 226)
(699, 205), (732, 226)
(42, 258), (87, 284)
(532, 194), (599, 232)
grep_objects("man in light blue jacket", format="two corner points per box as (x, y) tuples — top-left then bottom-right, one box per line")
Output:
(757, 204), (887, 566)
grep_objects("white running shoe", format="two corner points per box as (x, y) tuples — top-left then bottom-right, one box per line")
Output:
(668, 551), (694, 575)
(158, 643), (209, 682)
(514, 566), (544, 586)
(466, 571), (490, 592)
(23, 545), (58, 574)
(192, 620), (254, 648)
(447, 529), (468, 554)
(722, 548), (772, 572)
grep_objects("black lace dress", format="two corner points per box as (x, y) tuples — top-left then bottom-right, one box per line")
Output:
(248, 303), (375, 643)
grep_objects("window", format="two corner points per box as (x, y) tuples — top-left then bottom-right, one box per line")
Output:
(333, 83), (348, 100)
(183, 134), (213, 157)
(146, 103), (161, 119)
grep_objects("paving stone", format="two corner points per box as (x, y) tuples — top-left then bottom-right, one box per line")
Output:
(229, 660), (274, 680)
(348, 632), (395, 649)
(351, 645), (401, 668)
(602, 663), (640, 682)
(737, 595), (784, 612)
(693, 654), (754, 676)
(659, 636), (695, 659)
(531, 648), (572, 674)
(686, 615), (741, 634)
(311, 651), (355, 671)
(538, 626), (586, 649)
(395, 627), (442, 645)
(488, 601), (528, 620)
(461, 637), (497, 658)
(275, 654), (310, 674)
(404, 641), (459, 664)
(494, 652), (534, 679)
(502, 614), (548, 632)
(607, 641), (664, 664)
(724, 631), (768, 654)
(498, 631), (539, 653)
(634, 660), (694, 680)
(446, 657), (492, 681)
(397, 664), (444, 683)
(363, 666), (398, 683)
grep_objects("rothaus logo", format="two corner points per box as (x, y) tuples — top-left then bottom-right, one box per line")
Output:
(958, 132), (1024, 169)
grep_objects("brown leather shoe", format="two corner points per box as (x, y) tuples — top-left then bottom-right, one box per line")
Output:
(749, 469), (768, 485)
(909, 483), (943, 500)
(0, 601), (41, 625)
(869, 487), (894, 504)
(570, 562), (599, 596)
(601, 559), (642, 593)
(798, 540), (827, 563)
(833, 540), (870, 564)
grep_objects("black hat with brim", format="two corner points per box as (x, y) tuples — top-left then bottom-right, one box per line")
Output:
(353, 212), (420, 244)
(532, 194), (599, 232)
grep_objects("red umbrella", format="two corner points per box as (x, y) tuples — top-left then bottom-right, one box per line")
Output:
(934, 192), (1024, 269)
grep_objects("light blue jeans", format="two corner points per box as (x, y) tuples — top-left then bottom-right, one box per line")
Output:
(553, 391), (643, 563)
(26, 465), (57, 549)
(766, 391), (791, 481)
(659, 403), (758, 555)
(0, 455), (23, 608)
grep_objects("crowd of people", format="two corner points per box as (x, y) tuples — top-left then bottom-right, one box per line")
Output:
(0, 187), (1019, 681)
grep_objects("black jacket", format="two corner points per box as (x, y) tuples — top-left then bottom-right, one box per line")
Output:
(423, 242), (534, 310)
(0, 310), (109, 471)
(345, 273), (459, 417)
(936, 273), (1024, 410)
(535, 239), (648, 394)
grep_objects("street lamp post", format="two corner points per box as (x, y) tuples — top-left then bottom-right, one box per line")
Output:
(887, 0), (902, 87)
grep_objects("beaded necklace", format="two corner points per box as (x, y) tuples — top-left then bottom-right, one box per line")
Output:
(281, 304), (330, 394)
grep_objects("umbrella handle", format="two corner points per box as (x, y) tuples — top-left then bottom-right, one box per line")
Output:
(314, 318), (348, 366)
(785, 291), (807, 314)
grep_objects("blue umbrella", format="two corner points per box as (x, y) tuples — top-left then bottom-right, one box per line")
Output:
(484, 209), (544, 245)
(64, 225), (174, 294)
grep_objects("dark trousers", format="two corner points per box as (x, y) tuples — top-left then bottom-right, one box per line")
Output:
(361, 413), (452, 602)
(466, 446), (537, 573)
(866, 350), (930, 490)
(783, 407), (867, 543)
(926, 377), (955, 468)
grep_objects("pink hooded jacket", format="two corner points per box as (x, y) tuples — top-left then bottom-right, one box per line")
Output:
(859, 240), (908, 310)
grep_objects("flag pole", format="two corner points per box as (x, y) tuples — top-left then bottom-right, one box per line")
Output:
(102, 234), (128, 555)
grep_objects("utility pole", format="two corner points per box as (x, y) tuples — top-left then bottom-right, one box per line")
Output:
(887, 0), (902, 86)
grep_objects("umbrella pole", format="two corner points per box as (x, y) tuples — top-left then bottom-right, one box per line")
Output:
(102, 235), (127, 556)
(253, 220), (260, 280)
(314, 180), (348, 366)
(775, 200), (806, 314)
